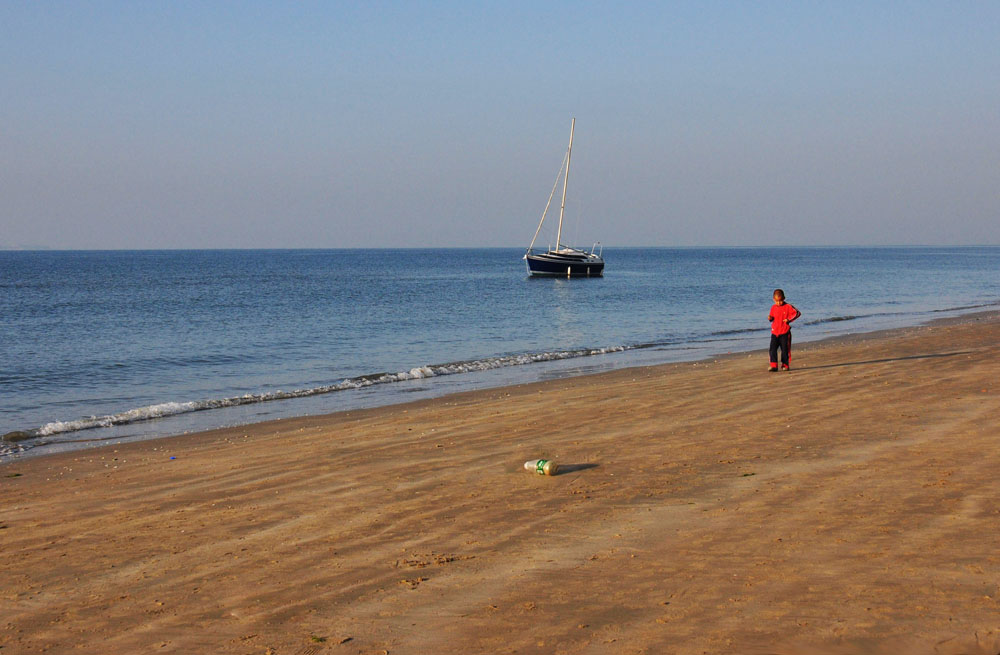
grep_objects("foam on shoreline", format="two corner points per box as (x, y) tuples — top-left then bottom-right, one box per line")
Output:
(4, 304), (997, 460)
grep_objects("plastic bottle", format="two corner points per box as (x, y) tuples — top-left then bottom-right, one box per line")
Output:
(524, 459), (559, 476)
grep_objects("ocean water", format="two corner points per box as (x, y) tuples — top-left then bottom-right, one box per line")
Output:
(2, 247), (998, 460)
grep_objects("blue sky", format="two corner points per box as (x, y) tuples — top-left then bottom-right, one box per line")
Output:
(1, 1), (997, 248)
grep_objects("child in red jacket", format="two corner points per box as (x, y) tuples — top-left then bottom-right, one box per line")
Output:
(768, 289), (801, 371)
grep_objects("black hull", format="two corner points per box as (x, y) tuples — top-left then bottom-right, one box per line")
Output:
(525, 252), (605, 277)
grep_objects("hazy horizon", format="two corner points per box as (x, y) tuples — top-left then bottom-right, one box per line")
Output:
(4, 244), (999, 253)
(3, 3), (998, 250)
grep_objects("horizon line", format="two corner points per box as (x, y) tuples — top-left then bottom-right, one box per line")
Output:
(2, 244), (1000, 253)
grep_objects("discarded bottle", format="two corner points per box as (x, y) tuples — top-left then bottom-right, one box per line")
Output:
(524, 459), (559, 476)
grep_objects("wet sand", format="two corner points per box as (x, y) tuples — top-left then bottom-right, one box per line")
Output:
(2, 313), (999, 654)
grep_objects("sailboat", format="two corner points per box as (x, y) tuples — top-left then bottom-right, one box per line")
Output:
(524, 118), (605, 277)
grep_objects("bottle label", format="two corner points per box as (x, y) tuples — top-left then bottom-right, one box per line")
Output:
(535, 459), (548, 474)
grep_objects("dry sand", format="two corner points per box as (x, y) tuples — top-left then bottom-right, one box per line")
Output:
(2, 313), (999, 655)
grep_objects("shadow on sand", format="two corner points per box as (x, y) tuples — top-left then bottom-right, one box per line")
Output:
(794, 351), (972, 371)
(554, 463), (600, 475)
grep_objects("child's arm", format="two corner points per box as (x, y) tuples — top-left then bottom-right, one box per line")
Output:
(786, 307), (802, 324)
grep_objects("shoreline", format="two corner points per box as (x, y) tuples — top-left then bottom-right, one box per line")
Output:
(5, 306), (997, 464)
(2, 310), (998, 653)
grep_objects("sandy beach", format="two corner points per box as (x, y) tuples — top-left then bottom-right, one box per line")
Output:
(2, 313), (998, 655)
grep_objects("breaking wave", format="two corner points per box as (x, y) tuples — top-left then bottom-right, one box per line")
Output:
(11, 345), (627, 441)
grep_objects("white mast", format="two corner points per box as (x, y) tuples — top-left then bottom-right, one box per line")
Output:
(555, 117), (574, 251)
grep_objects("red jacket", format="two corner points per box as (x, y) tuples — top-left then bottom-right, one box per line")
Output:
(769, 302), (800, 336)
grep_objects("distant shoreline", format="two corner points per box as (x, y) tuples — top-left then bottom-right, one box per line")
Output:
(6, 307), (997, 464)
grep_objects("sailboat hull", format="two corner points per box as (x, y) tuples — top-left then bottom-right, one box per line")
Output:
(525, 251), (605, 277)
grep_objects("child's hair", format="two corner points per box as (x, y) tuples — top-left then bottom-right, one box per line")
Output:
(773, 288), (785, 300)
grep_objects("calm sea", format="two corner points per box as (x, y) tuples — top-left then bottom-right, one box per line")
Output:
(2, 247), (998, 460)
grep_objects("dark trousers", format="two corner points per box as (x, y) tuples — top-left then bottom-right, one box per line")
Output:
(769, 332), (792, 368)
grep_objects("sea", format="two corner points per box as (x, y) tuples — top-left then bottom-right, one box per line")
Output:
(2, 247), (998, 461)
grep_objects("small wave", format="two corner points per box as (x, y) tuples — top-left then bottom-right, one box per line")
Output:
(930, 302), (997, 313)
(707, 327), (767, 337)
(16, 345), (628, 440)
(803, 314), (862, 326)
(623, 338), (681, 350)
(0, 441), (29, 458)
(801, 303), (999, 326)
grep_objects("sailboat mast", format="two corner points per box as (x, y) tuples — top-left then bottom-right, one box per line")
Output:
(555, 117), (575, 251)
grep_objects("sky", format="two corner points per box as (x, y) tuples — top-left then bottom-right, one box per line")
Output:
(1, 1), (998, 249)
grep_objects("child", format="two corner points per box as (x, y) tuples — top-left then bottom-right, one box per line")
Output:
(768, 289), (801, 371)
